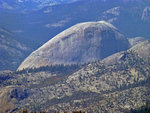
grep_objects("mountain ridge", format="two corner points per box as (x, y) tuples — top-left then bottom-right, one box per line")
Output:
(0, 28), (32, 71)
(0, 40), (150, 112)
(18, 21), (130, 70)
(0, 0), (80, 12)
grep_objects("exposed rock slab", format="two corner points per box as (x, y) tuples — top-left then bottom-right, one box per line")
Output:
(18, 21), (130, 70)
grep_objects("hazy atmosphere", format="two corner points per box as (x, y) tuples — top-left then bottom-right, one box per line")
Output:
(0, 0), (150, 112)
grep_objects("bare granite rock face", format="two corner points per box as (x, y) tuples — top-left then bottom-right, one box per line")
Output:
(18, 21), (130, 70)
(0, 41), (150, 112)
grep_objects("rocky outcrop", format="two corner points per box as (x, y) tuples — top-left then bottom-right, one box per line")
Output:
(18, 21), (130, 70)
(142, 7), (150, 22)
(130, 40), (150, 59)
(102, 6), (120, 23)
(102, 40), (150, 65)
(1, 40), (149, 112)
(128, 37), (147, 47)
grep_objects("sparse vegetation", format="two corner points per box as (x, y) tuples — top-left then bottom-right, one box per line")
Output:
(1, 48), (149, 112)
(130, 102), (150, 113)
(15, 64), (82, 76)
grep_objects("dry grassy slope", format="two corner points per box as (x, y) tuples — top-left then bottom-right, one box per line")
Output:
(0, 86), (15, 113)
(1, 41), (149, 112)
(0, 85), (29, 113)
(41, 41), (150, 112)
(18, 21), (130, 70)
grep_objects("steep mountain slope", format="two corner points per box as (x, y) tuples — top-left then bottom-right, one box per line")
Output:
(102, 40), (150, 66)
(18, 21), (130, 70)
(0, 28), (32, 71)
(1, 0), (150, 45)
(0, 41), (150, 113)
(130, 41), (150, 60)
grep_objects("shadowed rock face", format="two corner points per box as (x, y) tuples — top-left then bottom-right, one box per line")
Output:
(0, 28), (32, 71)
(18, 21), (130, 70)
(102, 40), (150, 65)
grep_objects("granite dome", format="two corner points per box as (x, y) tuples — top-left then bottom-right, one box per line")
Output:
(18, 21), (130, 70)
